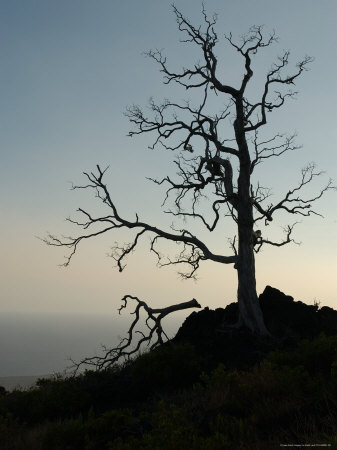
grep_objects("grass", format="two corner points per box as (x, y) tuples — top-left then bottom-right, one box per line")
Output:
(0, 335), (336, 449)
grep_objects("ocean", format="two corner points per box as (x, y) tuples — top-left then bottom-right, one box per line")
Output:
(0, 312), (184, 390)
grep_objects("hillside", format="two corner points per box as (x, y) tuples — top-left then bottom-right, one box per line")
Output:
(0, 286), (336, 449)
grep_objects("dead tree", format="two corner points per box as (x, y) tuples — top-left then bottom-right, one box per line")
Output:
(44, 6), (334, 343)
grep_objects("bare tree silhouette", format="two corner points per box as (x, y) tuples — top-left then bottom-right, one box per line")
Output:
(44, 6), (334, 367)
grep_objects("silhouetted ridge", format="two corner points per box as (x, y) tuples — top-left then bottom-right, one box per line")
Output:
(173, 286), (337, 369)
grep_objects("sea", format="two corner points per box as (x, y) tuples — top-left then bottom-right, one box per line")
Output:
(0, 312), (184, 390)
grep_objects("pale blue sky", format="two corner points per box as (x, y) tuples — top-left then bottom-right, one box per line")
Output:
(1, 0), (336, 325)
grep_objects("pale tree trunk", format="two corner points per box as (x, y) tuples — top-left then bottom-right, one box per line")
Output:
(236, 223), (269, 335)
(234, 103), (269, 336)
(236, 170), (268, 335)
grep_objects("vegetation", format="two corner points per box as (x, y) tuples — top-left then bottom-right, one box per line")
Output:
(1, 307), (336, 449)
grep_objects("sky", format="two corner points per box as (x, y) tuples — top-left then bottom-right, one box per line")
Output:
(0, 0), (336, 375)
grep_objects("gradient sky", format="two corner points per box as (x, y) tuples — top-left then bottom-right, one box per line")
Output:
(1, 0), (336, 327)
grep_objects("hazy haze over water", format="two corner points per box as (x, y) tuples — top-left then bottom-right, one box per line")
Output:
(0, 312), (184, 377)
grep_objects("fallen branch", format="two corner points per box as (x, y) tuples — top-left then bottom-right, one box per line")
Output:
(71, 295), (201, 373)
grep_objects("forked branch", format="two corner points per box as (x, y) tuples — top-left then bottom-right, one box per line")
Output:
(251, 163), (335, 225)
(254, 223), (300, 253)
(70, 295), (201, 372)
(268, 163), (335, 218)
(42, 165), (237, 273)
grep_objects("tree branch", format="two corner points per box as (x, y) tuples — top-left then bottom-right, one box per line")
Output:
(43, 166), (237, 273)
(254, 223), (300, 253)
(244, 53), (314, 131)
(250, 131), (300, 174)
(267, 163), (335, 219)
(70, 295), (201, 372)
(225, 25), (278, 95)
(150, 5), (238, 97)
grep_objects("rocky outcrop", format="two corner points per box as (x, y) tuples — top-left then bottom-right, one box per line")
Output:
(172, 286), (337, 368)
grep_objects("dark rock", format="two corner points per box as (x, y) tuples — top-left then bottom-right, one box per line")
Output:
(172, 286), (337, 369)
(260, 285), (337, 339)
(173, 307), (227, 345)
(260, 286), (319, 339)
(259, 285), (294, 304)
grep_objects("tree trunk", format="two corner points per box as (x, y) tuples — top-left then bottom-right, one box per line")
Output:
(236, 224), (269, 335)
(234, 102), (269, 336)
(235, 163), (269, 336)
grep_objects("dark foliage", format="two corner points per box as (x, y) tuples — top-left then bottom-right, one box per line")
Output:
(0, 287), (336, 449)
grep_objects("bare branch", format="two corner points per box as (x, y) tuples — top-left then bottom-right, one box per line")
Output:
(43, 166), (237, 273)
(147, 5), (238, 97)
(164, 197), (227, 232)
(225, 26), (278, 95)
(267, 163), (335, 219)
(70, 295), (201, 372)
(150, 233), (204, 280)
(126, 96), (239, 158)
(109, 229), (147, 272)
(250, 131), (301, 173)
(244, 53), (314, 131)
(228, 235), (238, 256)
(254, 223), (301, 253)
